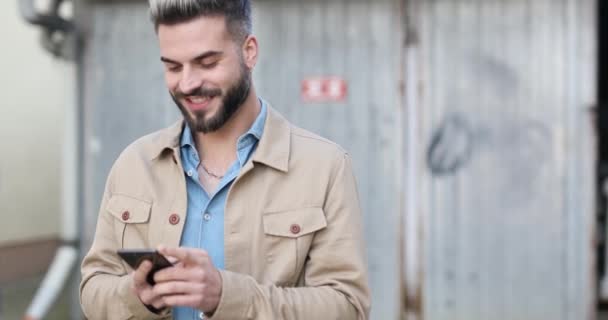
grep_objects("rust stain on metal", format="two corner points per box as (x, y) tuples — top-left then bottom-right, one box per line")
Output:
(403, 285), (424, 316)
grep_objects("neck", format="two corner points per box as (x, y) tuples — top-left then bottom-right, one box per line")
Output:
(193, 88), (261, 169)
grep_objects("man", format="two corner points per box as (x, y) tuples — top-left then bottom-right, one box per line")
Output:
(80, 0), (370, 319)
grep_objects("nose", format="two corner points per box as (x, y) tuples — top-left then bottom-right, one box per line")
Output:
(178, 67), (203, 94)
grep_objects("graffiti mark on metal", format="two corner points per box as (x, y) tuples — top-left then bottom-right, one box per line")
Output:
(427, 114), (474, 176)
(427, 113), (553, 207)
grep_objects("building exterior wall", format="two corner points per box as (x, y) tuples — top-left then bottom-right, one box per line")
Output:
(406, 0), (597, 319)
(76, 0), (598, 319)
(0, 1), (73, 246)
(78, 0), (404, 319)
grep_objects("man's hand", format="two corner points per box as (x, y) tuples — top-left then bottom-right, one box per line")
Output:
(153, 246), (223, 314)
(132, 260), (167, 311)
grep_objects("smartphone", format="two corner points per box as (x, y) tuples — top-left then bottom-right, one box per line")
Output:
(117, 249), (173, 285)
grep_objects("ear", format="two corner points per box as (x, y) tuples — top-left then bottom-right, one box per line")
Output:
(241, 35), (259, 69)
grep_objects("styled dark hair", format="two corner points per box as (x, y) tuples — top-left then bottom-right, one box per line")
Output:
(149, 0), (252, 42)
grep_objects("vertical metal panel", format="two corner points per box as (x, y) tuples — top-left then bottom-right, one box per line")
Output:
(79, 2), (178, 250)
(564, 0), (597, 318)
(79, 1), (404, 319)
(407, 0), (597, 319)
(252, 1), (403, 319)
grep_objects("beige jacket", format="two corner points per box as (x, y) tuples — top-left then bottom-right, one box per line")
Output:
(80, 107), (370, 320)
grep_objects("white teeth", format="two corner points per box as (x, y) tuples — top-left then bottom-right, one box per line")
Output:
(189, 96), (209, 103)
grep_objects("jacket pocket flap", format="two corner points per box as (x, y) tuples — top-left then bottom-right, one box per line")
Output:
(106, 194), (151, 224)
(263, 207), (327, 238)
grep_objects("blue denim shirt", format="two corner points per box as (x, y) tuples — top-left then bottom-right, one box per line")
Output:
(173, 100), (267, 319)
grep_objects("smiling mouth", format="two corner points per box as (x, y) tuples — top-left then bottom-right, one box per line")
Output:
(186, 96), (211, 104)
(184, 95), (216, 111)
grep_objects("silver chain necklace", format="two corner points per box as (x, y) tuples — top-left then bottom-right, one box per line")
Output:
(200, 163), (224, 180)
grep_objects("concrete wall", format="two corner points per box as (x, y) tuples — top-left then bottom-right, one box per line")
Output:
(0, 1), (73, 244)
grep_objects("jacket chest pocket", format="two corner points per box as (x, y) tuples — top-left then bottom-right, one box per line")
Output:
(262, 207), (327, 285)
(107, 194), (152, 249)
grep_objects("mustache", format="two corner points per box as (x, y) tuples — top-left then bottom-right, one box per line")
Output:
(174, 87), (222, 99)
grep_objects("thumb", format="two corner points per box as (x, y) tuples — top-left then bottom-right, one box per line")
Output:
(133, 260), (153, 288)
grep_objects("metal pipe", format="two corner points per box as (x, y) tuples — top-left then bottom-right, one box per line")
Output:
(23, 77), (78, 319)
(18, 0), (75, 59)
(23, 247), (78, 320)
(403, 45), (422, 320)
(403, 7), (423, 317)
(19, 1), (79, 312)
(18, 0), (73, 33)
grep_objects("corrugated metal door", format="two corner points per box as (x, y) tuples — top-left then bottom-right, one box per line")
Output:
(78, 1), (179, 252)
(77, 1), (404, 319)
(252, 1), (403, 319)
(403, 0), (597, 319)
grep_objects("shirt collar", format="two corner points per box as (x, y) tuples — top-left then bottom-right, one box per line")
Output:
(180, 124), (195, 149)
(149, 100), (289, 173)
(246, 99), (267, 141)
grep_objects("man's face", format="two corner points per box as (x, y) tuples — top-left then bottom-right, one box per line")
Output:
(158, 15), (251, 133)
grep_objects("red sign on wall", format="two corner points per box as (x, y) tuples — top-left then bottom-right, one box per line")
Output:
(301, 77), (348, 103)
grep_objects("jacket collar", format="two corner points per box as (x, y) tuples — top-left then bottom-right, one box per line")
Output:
(148, 105), (291, 172)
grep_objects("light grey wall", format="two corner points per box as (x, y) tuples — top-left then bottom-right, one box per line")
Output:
(0, 1), (73, 244)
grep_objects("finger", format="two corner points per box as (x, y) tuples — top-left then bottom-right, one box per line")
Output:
(166, 256), (179, 264)
(139, 286), (162, 305)
(162, 294), (203, 309)
(154, 265), (207, 283)
(159, 247), (207, 266)
(149, 296), (168, 310)
(153, 244), (178, 264)
(133, 260), (153, 288)
(153, 281), (204, 296)
(158, 246), (193, 263)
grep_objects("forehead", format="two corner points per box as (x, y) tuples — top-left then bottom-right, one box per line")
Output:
(157, 15), (232, 61)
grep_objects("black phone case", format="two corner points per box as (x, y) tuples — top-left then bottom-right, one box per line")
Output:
(117, 249), (173, 285)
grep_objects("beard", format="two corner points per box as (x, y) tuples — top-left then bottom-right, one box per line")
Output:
(171, 61), (251, 134)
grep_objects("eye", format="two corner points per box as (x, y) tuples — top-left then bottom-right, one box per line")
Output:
(164, 64), (182, 73)
(199, 60), (219, 69)
(169, 65), (182, 72)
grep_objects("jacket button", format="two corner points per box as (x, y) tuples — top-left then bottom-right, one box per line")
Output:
(169, 214), (180, 225)
(290, 224), (301, 235)
(121, 211), (130, 221)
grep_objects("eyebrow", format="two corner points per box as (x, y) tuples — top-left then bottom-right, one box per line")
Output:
(160, 51), (223, 65)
